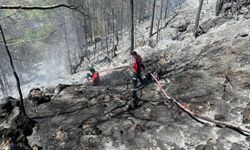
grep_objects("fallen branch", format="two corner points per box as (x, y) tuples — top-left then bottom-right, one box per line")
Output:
(0, 8), (22, 21)
(151, 13), (179, 36)
(0, 4), (89, 17)
(0, 23), (64, 46)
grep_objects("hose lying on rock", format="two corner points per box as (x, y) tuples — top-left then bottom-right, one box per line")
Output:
(86, 63), (250, 136)
(149, 71), (250, 136)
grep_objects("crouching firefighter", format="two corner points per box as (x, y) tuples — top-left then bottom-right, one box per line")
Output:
(131, 51), (145, 88)
(86, 68), (100, 86)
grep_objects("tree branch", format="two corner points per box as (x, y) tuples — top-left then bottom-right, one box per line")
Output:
(0, 4), (89, 17)
(0, 25), (26, 115)
(151, 13), (178, 36)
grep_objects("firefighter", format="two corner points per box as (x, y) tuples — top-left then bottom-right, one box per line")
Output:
(86, 68), (100, 86)
(131, 51), (145, 88)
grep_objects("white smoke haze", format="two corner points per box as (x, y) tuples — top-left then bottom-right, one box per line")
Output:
(0, 0), (185, 101)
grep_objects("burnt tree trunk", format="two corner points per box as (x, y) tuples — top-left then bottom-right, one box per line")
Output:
(120, 0), (124, 36)
(0, 25), (25, 115)
(216, 0), (224, 16)
(0, 65), (10, 95)
(164, 0), (169, 19)
(149, 0), (156, 37)
(157, 0), (164, 42)
(236, 0), (240, 20)
(0, 78), (5, 97)
(112, 8), (115, 57)
(138, 1), (145, 23)
(194, 0), (204, 34)
(62, 13), (73, 74)
(72, 11), (82, 60)
(105, 22), (109, 56)
(130, 0), (135, 52)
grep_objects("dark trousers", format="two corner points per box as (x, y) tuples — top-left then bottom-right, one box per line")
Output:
(132, 72), (144, 88)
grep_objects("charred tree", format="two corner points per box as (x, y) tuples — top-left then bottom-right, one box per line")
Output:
(120, 0), (124, 36)
(105, 23), (109, 56)
(157, 0), (164, 42)
(0, 78), (5, 97)
(216, 0), (224, 16)
(0, 25), (26, 115)
(164, 0), (169, 19)
(194, 0), (204, 35)
(138, 0), (146, 23)
(236, 0), (240, 20)
(0, 65), (10, 95)
(149, 0), (156, 37)
(61, 11), (73, 74)
(130, 0), (135, 51)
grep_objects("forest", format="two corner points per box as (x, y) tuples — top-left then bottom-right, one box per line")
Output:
(0, 0), (250, 149)
(0, 0), (184, 98)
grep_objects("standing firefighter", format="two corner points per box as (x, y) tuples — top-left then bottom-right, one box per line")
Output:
(131, 51), (145, 88)
(86, 68), (100, 86)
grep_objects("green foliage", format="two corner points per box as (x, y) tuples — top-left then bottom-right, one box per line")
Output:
(24, 10), (49, 20)
(23, 24), (54, 41)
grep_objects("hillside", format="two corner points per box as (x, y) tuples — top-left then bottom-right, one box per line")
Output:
(1, 0), (250, 149)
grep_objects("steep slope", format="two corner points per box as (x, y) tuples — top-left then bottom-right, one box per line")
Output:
(1, 0), (250, 149)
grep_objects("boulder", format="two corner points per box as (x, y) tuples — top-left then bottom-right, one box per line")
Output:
(214, 114), (227, 121)
(242, 109), (250, 123)
(28, 88), (50, 106)
(0, 97), (15, 118)
(177, 24), (188, 32)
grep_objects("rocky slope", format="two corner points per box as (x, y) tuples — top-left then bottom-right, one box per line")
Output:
(1, 0), (250, 149)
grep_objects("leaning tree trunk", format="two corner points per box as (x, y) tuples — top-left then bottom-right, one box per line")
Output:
(0, 25), (26, 115)
(149, 0), (156, 37)
(130, 0), (134, 52)
(194, 0), (204, 34)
